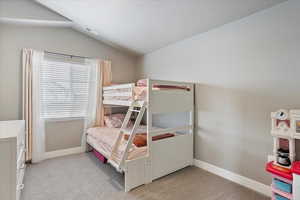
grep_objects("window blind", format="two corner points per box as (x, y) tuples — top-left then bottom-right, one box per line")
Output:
(40, 58), (92, 119)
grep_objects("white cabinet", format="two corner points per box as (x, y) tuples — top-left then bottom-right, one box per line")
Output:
(294, 174), (300, 200)
(0, 120), (26, 200)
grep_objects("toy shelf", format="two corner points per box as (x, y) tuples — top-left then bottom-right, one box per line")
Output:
(271, 185), (293, 200)
(267, 109), (300, 200)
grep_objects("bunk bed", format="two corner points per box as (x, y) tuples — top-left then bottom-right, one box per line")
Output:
(86, 79), (194, 191)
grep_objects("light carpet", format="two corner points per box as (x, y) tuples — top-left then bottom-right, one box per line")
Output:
(22, 153), (269, 200)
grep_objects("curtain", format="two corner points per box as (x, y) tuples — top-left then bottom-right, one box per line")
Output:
(22, 49), (33, 161)
(22, 49), (45, 163)
(94, 60), (112, 127)
(31, 50), (45, 163)
(76, 59), (98, 149)
(85, 59), (99, 128)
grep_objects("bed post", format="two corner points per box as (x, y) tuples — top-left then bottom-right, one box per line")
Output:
(145, 78), (153, 183)
(190, 84), (195, 165)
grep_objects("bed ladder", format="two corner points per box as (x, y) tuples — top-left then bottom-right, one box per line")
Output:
(109, 101), (146, 172)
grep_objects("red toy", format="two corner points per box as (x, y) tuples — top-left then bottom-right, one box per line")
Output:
(266, 161), (293, 180)
(93, 149), (107, 163)
(292, 161), (300, 175)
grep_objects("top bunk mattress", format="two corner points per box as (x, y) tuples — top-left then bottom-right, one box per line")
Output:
(103, 86), (147, 101)
(103, 79), (191, 104)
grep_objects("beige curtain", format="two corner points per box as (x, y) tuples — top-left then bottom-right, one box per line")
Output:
(22, 49), (34, 161)
(94, 60), (112, 127)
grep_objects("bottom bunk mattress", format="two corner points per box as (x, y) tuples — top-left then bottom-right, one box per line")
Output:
(86, 126), (148, 162)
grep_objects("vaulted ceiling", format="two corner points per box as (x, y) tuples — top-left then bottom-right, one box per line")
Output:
(36, 0), (285, 55)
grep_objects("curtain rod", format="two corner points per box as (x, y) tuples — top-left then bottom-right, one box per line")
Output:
(44, 51), (92, 59)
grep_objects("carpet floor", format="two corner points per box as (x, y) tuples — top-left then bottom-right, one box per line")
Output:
(21, 153), (269, 200)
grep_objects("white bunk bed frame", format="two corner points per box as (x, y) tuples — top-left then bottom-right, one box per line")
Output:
(88, 79), (194, 191)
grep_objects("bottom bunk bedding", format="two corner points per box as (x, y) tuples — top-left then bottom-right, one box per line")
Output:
(87, 126), (147, 161)
(86, 126), (175, 162)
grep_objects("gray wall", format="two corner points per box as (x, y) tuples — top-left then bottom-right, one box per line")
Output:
(0, 0), (68, 21)
(137, 0), (300, 185)
(0, 24), (137, 151)
(45, 119), (84, 152)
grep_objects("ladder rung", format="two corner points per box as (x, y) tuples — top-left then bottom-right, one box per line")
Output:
(110, 152), (119, 158)
(129, 109), (140, 112)
(120, 129), (130, 133)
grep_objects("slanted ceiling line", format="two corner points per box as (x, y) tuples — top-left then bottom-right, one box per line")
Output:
(0, 17), (73, 27)
(0, 17), (140, 56)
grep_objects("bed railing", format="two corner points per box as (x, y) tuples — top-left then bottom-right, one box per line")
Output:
(103, 83), (135, 91)
(147, 79), (194, 114)
(149, 125), (192, 137)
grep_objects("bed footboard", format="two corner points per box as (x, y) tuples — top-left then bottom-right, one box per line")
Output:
(125, 157), (149, 192)
(151, 134), (193, 180)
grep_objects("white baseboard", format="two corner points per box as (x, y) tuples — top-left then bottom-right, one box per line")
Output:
(193, 159), (271, 197)
(44, 146), (85, 160)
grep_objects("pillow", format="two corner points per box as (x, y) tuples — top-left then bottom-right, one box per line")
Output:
(104, 114), (134, 128)
(123, 133), (175, 147)
(104, 114), (125, 128)
(124, 133), (147, 147)
(136, 79), (147, 87)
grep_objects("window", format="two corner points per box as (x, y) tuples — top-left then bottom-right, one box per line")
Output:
(40, 56), (94, 119)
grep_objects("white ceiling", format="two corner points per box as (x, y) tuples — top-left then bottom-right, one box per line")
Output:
(36, 0), (285, 55)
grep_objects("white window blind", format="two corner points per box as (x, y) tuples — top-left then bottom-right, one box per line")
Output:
(40, 57), (93, 119)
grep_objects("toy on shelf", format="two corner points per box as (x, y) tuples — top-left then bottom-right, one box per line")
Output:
(270, 109), (300, 168)
(271, 109), (300, 139)
(267, 109), (300, 200)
